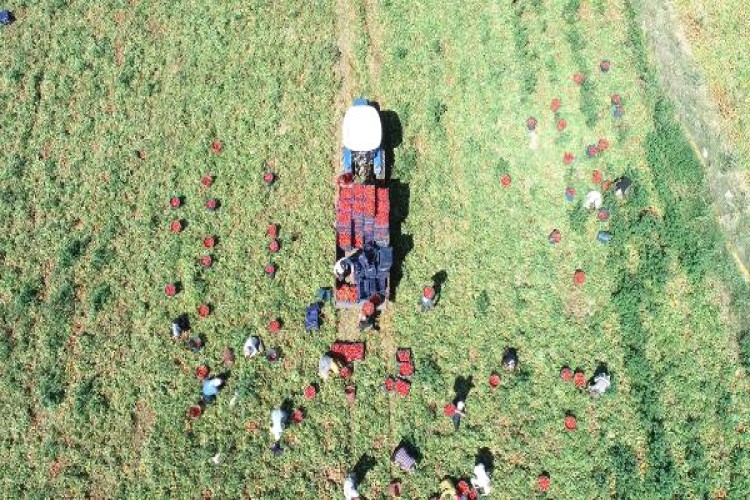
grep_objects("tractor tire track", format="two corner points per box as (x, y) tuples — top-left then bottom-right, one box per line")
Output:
(360, 0), (401, 461)
(364, 0), (383, 93)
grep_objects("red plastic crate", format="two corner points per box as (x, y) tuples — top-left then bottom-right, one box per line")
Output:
(330, 341), (365, 362)
(340, 186), (354, 200)
(396, 349), (411, 363)
(399, 362), (414, 377)
(338, 233), (352, 248)
(395, 378), (411, 396)
(364, 199), (376, 217)
(336, 284), (358, 302)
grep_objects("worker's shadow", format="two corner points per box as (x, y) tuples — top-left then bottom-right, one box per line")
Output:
(370, 102), (403, 174)
(475, 447), (494, 475)
(432, 270), (448, 305)
(453, 375), (474, 404)
(389, 180), (412, 301)
(280, 398), (295, 416)
(352, 453), (376, 485)
(370, 103), (411, 302)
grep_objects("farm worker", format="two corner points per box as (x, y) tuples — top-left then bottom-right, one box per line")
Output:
(420, 286), (436, 312)
(358, 300), (376, 332)
(270, 408), (288, 456)
(202, 377), (224, 404)
(452, 401), (466, 430)
(334, 257), (353, 281)
(185, 336), (203, 353)
(316, 286), (333, 303)
(391, 444), (417, 471)
(584, 190), (603, 210)
(171, 321), (182, 339)
(548, 229), (561, 244)
(589, 371), (611, 397)
(358, 314), (375, 332)
(243, 335), (263, 358)
(614, 176), (632, 198)
(387, 480), (403, 497)
(343, 473), (360, 500)
(438, 479), (458, 499)
(502, 348), (519, 372)
(471, 463), (491, 496)
(318, 353), (342, 381)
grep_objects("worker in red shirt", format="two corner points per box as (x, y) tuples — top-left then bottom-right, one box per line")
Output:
(359, 300), (376, 331)
(420, 286), (436, 312)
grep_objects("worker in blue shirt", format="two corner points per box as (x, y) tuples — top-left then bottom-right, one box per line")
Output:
(202, 377), (224, 404)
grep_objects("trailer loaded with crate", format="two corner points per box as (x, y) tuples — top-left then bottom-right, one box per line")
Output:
(335, 98), (392, 309)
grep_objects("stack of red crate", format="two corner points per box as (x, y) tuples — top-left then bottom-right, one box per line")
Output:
(335, 284), (357, 303)
(330, 341), (365, 363)
(375, 188), (389, 244)
(336, 184), (390, 304)
(384, 348), (414, 397)
(396, 348), (414, 377)
(337, 187), (354, 250)
(337, 184), (388, 251)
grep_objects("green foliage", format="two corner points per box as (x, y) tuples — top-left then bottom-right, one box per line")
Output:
(427, 100), (447, 128)
(474, 290), (490, 317)
(645, 99), (722, 281)
(739, 330), (750, 369)
(74, 376), (109, 415)
(563, 0), (597, 127)
(607, 443), (643, 498)
(88, 283), (111, 315)
(39, 366), (66, 408)
(58, 237), (91, 270)
(567, 199), (588, 233)
(510, 4), (538, 97)
(418, 357), (442, 388)
(14, 278), (42, 318)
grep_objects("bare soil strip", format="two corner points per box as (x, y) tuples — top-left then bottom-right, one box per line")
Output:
(635, 0), (750, 280)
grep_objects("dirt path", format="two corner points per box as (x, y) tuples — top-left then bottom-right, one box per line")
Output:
(333, 0), (398, 461)
(635, 0), (750, 280)
(334, 0), (359, 113)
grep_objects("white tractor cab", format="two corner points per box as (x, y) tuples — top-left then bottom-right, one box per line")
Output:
(342, 98), (385, 180)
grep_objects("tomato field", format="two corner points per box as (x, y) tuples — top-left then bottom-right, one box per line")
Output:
(1, 1), (749, 498)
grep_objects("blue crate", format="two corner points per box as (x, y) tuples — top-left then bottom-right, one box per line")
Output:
(597, 231), (612, 244)
(0, 10), (14, 26)
(377, 246), (393, 271)
(364, 265), (378, 279)
(358, 279), (371, 299)
(305, 303), (321, 331)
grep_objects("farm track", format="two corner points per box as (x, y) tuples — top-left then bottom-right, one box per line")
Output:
(635, 0), (750, 280)
(334, 0), (398, 467)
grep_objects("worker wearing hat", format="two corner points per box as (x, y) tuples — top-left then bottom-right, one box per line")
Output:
(359, 300), (376, 332)
(420, 286), (436, 312)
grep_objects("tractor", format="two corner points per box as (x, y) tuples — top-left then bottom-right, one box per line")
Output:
(342, 98), (385, 180)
